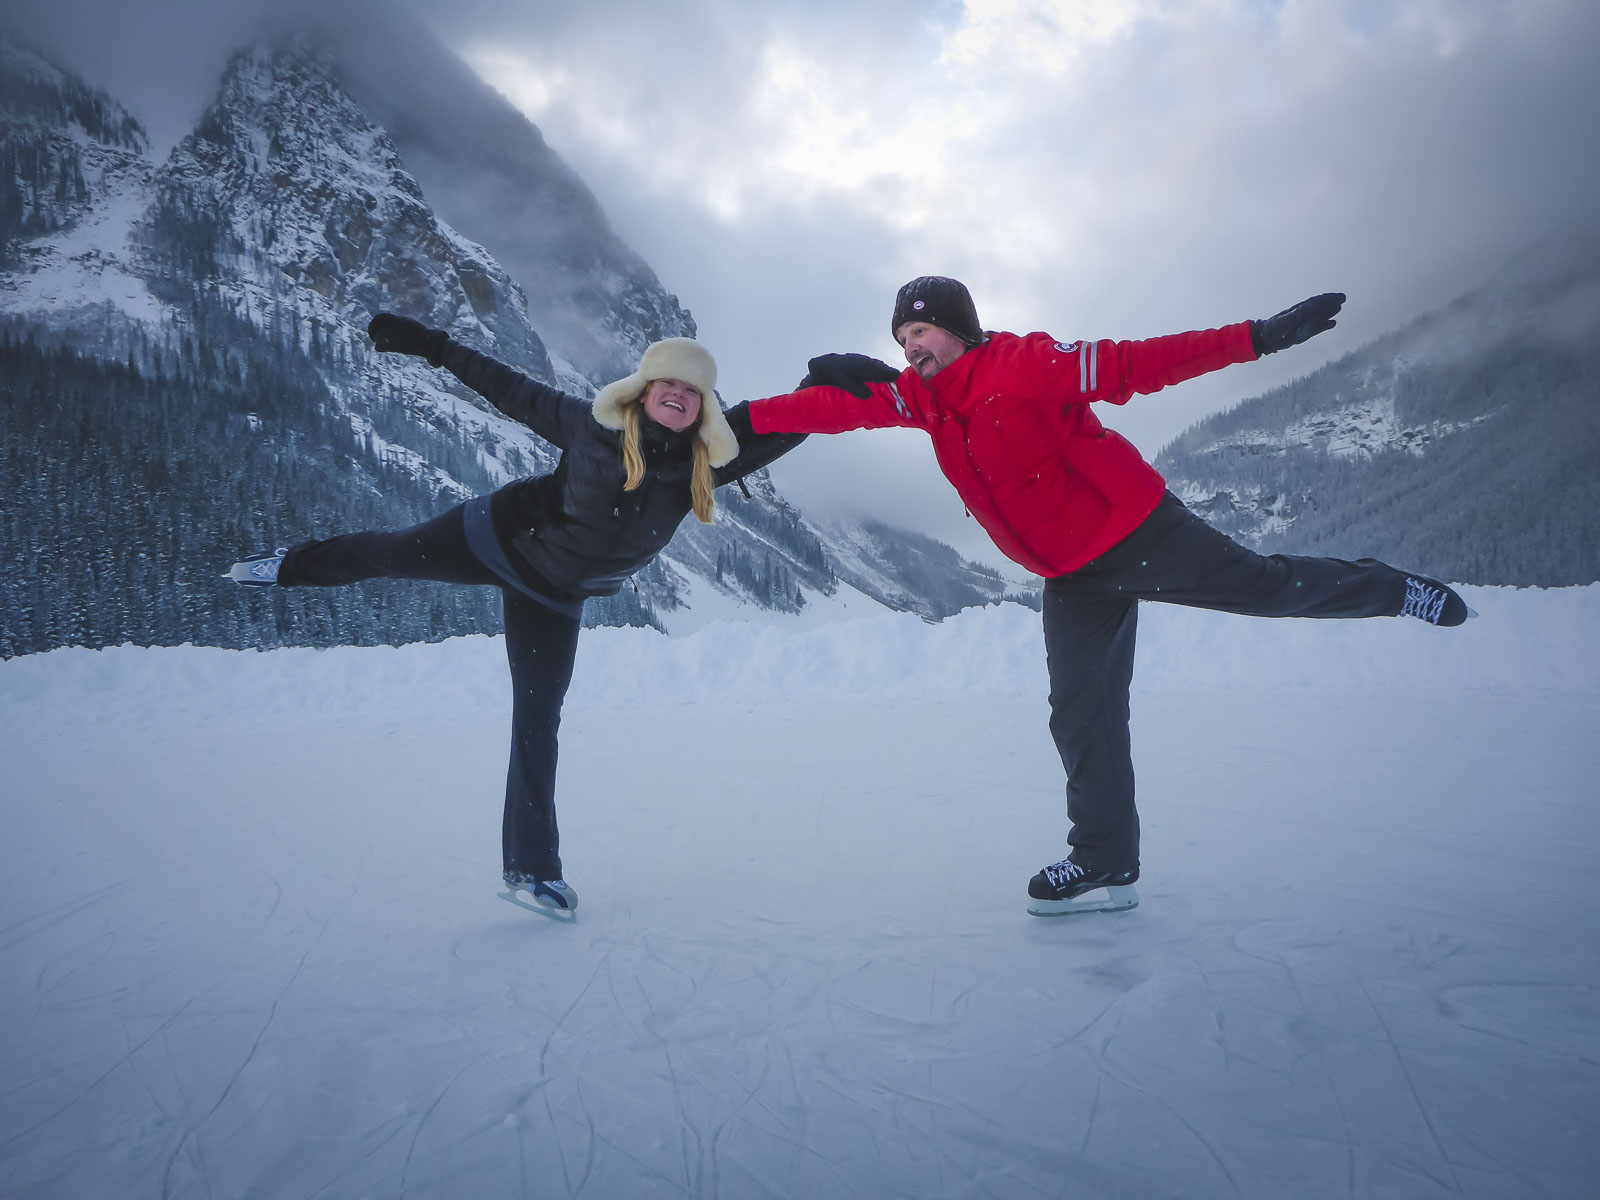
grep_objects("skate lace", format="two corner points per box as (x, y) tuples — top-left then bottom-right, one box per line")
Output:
(1400, 578), (1446, 624)
(1043, 859), (1086, 889)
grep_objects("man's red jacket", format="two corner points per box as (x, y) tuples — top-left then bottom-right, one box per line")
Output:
(749, 325), (1259, 577)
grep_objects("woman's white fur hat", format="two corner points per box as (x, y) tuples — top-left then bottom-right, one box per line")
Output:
(590, 338), (738, 467)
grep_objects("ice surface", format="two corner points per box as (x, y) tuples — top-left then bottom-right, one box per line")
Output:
(2, 586), (1597, 1198)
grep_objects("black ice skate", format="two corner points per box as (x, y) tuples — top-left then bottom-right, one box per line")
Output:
(1027, 858), (1139, 916)
(499, 873), (578, 920)
(225, 548), (287, 587)
(1399, 576), (1474, 626)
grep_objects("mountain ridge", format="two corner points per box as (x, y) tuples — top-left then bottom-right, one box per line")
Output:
(1155, 232), (1600, 586)
(0, 27), (1022, 659)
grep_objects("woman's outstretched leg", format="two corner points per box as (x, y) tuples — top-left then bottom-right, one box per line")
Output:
(499, 588), (582, 901)
(274, 504), (501, 588)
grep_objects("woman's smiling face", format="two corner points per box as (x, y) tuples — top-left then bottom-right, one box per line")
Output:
(641, 377), (703, 431)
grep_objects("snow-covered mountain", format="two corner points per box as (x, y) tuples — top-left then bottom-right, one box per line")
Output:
(305, 4), (695, 390)
(1156, 235), (1600, 586)
(0, 29), (1019, 658)
(0, 37), (155, 322)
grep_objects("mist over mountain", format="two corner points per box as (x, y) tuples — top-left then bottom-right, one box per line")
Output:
(1156, 234), (1600, 587)
(300, 4), (695, 391)
(0, 26), (1018, 659)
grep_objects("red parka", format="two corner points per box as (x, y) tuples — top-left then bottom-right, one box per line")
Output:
(749, 325), (1259, 577)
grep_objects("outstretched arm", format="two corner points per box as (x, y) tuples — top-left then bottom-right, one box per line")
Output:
(367, 313), (588, 449)
(714, 402), (808, 486)
(436, 342), (589, 448)
(748, 354), (920, 435)
(1077, 293), (1345, 406)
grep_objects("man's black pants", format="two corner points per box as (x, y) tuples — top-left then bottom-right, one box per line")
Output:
(1041, 492), (1413, 874)
(281, 505), (582, 881)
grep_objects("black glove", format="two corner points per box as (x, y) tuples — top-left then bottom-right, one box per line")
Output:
(801, 352), (901, 399)
(367, 312), (449, 366)
(1249, 293), (1345, 356)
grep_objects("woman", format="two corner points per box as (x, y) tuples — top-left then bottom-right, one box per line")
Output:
(228, 313), (805, 914)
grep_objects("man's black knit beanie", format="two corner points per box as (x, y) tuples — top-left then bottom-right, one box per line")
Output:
(891, 276), (984, 347)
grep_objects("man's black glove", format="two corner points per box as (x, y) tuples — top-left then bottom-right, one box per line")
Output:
(799, 352), (901, 399)
(368, 312), (449, 366)
(1250, 293), (1345, 356)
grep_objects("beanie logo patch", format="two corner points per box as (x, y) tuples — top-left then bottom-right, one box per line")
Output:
(912, 300), (926, 311)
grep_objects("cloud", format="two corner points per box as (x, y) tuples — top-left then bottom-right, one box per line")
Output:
(0, 0), (285, 152)
(436, 0), (1600, 558)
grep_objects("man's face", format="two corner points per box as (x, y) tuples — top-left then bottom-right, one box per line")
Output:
(895, 321), (968, 380)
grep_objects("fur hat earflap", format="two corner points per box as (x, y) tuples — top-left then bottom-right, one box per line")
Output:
(591, 337), (738, 467)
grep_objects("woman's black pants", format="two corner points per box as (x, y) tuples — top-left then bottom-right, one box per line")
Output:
(1041, 492), (1415, 875)
(280, 505), (581, 881)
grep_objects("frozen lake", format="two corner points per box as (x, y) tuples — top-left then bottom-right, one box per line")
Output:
(3, 588), (1597, 1198)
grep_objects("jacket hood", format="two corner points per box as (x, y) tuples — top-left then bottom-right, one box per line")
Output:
(591, 337), (738, 467)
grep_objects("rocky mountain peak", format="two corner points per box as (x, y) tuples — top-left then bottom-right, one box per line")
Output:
(0, 35), (147, 152)
(1, 34), (151, 271)
(153, 31), (556, 382)
(294, 4), (697, 389)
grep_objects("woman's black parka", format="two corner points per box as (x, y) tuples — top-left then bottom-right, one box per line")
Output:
(438, 340), (805, 602)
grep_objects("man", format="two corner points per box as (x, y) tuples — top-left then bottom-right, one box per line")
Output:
(749, 277), (1470, 915)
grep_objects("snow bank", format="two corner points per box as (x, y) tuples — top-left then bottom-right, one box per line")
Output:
(1, 584), (1595, 731)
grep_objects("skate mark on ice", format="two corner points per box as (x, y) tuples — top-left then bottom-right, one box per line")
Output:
(398, 1057), (484, 1195)
(0, 993), (201, 1154)
(1215, 925), (1367, 1191)
(1355, 976), (1467, 1196)
(1436, 981), (1600, 1065)
(0, 877), (142, 950)
(304, 1109), (412, 1199)
(537, 954), (611, 1195)
(160, 911), (333, 1198)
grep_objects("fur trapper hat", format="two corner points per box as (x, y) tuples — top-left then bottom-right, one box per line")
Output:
(591, 338), (738, 467)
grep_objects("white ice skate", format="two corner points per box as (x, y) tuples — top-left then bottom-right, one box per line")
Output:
(225, 548), (287, 586)
(499, 875), (578, 921)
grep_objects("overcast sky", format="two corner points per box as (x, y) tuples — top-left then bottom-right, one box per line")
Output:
(7, 0), (1600, 566)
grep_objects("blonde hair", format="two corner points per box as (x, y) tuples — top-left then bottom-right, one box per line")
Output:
(621, 395), (717, 524)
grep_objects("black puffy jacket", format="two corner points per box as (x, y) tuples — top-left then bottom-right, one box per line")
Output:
(438, 340), (806, 600)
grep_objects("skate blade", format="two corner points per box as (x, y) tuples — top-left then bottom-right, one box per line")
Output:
(1027, 884), (1139, 916)
(497, 890), (577, 922)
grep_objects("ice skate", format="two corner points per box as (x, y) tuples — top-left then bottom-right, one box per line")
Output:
(225, 548), (287, 587)
(1399, 576), (1474, 626)
(499, 873), (578, 920)
(1026, 858), (1139, 916)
